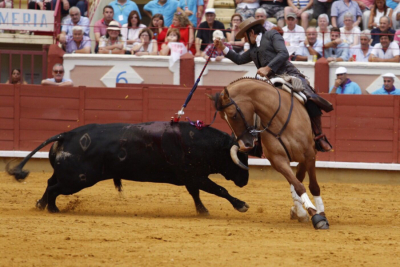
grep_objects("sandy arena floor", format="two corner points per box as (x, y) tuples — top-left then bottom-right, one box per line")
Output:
(1, 170), (400, 267)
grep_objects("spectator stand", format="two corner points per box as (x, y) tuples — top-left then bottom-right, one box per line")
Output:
(0, 0), (60, 84)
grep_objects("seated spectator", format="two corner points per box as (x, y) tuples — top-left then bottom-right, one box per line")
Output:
(360, 0), (376, 30)
(94, 6), (121, 51)
(340, 12), (360, 46)
(5, 69), (27, 85)
(131, 28), (158, 55)
(259, 0), (285, 28)
(59, 7), (90, 45)
(371, 73), (400, 94)
(226, 14), (246, 53)
(170, 12), (195, 54)
(349, 30), (373, 62)
(394, 28), (400, 45)
(331, 0), (362, 28)
(121, 11), (146, 54)
(29, 0), (51, 10)
(368, 0), (393, 29)
(371, 16), (395, 46)
(234, 0), (259, 20)
(369, 32), (400, 62)
(203, 30), (233, 60)
(98, 21), (126, 54)
(177, 0), (204, 28)
(41, 64), (73, 87)
(160, 28), (181, 55)
(144, 0), (179, 27)
(52, 0), (86, 17)
(64, 26), (91, 54)
(292, 27), (323, 61)
(110, 0), (141, 25)
(255, 8), (276, 31)
(283, 13), (306, 47)
(149, 14), (168, 51)
(195, 8), (225, 57)
(313, 0), (334, 23)
(316, 14), (332, 44)
(284, 0), (313, 30)
(324, 27), (350, 62)
(330, 67), (362, 94)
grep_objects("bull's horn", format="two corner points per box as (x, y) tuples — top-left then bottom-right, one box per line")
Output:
(230, 145), (249, 171)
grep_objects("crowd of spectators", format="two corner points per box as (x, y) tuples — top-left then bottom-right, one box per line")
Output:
(2, 0), (400, 92)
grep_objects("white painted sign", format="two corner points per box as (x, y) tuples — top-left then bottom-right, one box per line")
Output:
(0, 8), (54, 32)
(100, 64), (144, 87)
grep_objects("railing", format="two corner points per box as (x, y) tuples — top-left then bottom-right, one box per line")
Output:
(2, 83), (400, 164)
(0, 48), (48, 84)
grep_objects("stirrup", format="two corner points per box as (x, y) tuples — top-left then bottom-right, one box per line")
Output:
(314, 134), (332, 152)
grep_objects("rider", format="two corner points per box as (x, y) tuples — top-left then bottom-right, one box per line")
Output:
(213, 17), (332, 152)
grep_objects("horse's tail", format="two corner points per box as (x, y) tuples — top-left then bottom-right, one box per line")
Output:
(6, 134), (65, 181)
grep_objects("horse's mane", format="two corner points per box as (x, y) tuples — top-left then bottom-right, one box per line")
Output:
(212, 77), (272, 111)
(228, 76), (271, 86)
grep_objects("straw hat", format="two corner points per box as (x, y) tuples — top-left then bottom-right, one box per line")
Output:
(236, 17), (265, 39)
(107, 21), (121, 31)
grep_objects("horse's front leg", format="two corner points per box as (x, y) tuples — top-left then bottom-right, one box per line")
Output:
(289, 162), (309, 222)
(270, 156), (317, 217)
(305, 157), (330, 229)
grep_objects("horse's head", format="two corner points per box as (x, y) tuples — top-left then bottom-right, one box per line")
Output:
(208, 87), (257, 152)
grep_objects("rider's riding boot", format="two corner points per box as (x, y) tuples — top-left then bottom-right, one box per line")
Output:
(311, 115), (332, 152)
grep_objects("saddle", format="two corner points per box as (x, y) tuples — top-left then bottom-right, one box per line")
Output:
(269, 75), (333, 113)
(269, 76), (307, 104)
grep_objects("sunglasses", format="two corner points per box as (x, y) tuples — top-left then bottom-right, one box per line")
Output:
(53, 70), (64, 74)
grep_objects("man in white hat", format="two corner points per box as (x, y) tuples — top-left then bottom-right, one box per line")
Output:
(330, 67), (362, 94)
(372, 73), (400, 95)
(195, 8), (226, 57)
(214, 17), (333, 151)
(203, 30), (233, 60)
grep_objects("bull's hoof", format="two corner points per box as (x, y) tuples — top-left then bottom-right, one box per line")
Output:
(236, 202), (249, 213)
(290, 206), (309, 223)
(312, 214), (330, 230)
(36, 199), (46, 210)
(47, 206), (60, 213)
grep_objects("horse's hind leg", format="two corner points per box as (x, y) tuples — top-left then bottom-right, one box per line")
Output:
(289, 162), (309, 222)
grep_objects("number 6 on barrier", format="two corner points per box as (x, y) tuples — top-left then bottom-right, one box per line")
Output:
(116, 71), (128, 84)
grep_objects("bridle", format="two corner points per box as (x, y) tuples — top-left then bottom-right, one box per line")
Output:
(216, 85), (295, 162)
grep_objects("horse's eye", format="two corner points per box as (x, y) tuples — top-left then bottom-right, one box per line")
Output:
(232, 113), (237, 120)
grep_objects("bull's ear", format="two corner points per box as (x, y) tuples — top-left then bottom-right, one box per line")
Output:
(205, 93), (215, 101)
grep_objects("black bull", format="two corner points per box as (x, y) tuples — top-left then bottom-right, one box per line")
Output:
(7, 122), (250, 214)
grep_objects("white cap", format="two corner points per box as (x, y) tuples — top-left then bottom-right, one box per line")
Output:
(335, 67), (347, 75)
(212, 30), (225, 41)
(382, 73), (396, 78)
(205, 8), (215, 14)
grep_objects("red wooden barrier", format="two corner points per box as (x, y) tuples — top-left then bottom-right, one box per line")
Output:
(2, 84), (400, 164)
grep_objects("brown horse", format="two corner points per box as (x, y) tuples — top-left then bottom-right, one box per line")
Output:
(209, 77), (329, 230)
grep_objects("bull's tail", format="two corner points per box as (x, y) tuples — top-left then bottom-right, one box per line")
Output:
(6, 134), (65, 181)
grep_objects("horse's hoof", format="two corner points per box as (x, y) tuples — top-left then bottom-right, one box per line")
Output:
(290, 206), (309, 222)
(197, 210), (210, 216)
(36, 200), (46, 210)
(237, 203), (249, 213)
(312, 214), (330, 230)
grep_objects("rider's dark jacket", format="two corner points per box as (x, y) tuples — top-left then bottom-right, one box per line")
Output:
(224, 30), (302, 77)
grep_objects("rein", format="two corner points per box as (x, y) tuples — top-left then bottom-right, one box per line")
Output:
(218, 83), (295, 162)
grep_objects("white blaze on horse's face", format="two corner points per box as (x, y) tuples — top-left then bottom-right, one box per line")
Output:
(224, 112), (238, 139)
